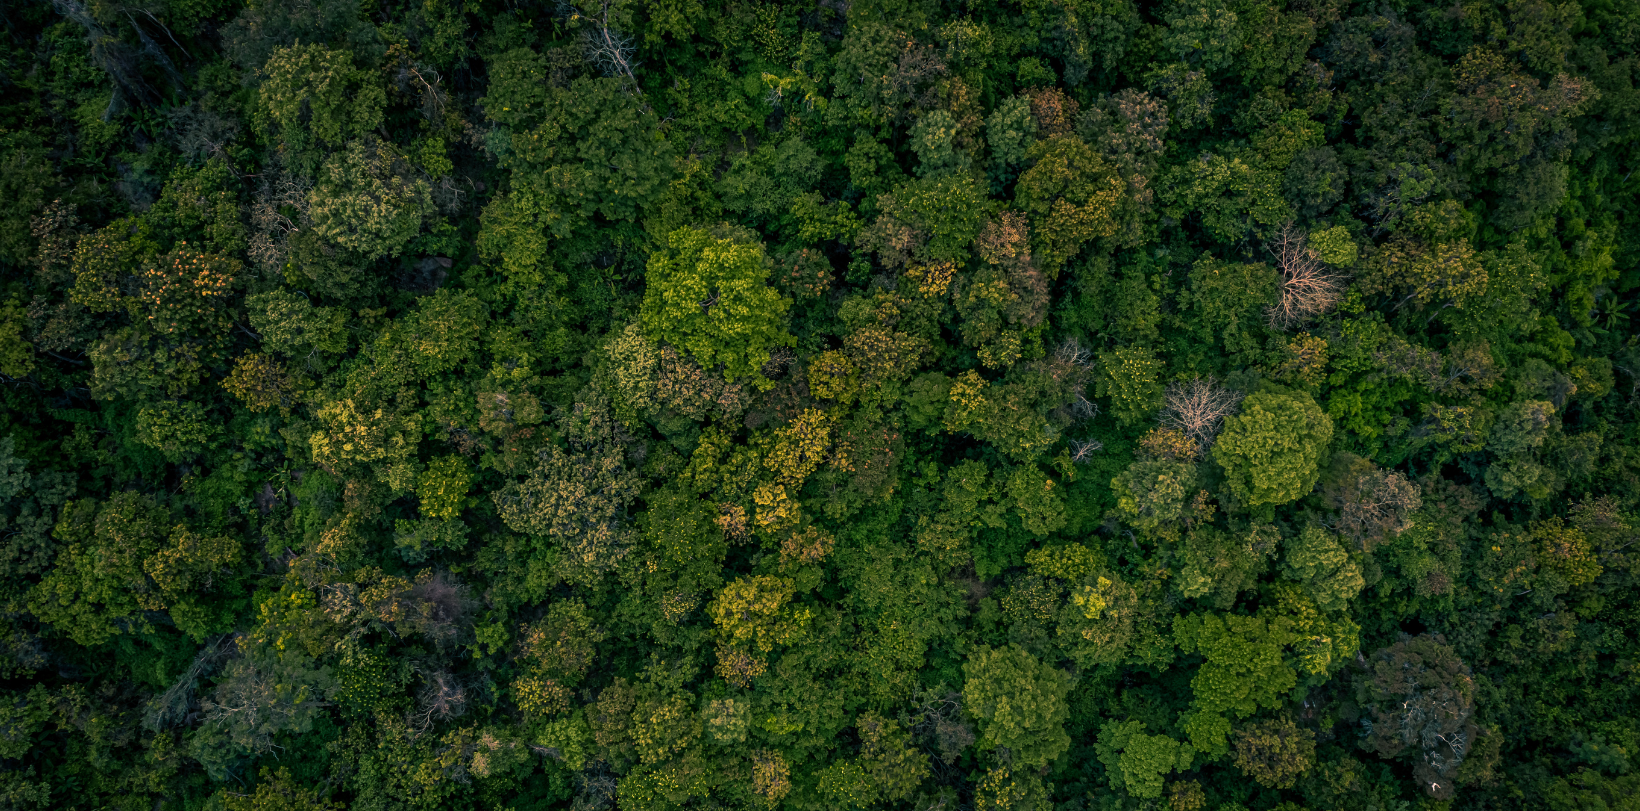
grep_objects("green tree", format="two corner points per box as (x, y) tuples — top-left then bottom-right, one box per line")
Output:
(1281, 526), (1364, 613)
(28, 493), (170, 646)
(1096, 720), (1193, 799)
(248, 291), (349, 362)
(1015, 136), (1128, 272)
(962, 644), (1073, 769)
(1213, 390), (1333, 507)
(1231, 717), (1315, 789)
(307, 139), (433, 260)
(258, 43), (386, 159)
(640, 226), (792, 384)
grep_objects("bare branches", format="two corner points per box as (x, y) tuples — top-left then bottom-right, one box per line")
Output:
(144, 634), (238, 731)
(409, 669), (469, 734)
(1267, 224), (1346, 330)
(248, 168), (312, 276)
(1159, 377), (1243, 454)
(1051, 338), (1100, 421)
(1068, 439), (1104, 463)
(573, 0), (639, 88)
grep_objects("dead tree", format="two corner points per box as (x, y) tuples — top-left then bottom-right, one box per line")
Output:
(1159, 377), (1243, 452)
(1267, 224), (1346, 329)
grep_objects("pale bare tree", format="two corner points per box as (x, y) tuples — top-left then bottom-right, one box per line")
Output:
(1068, 439), (1104, 463)
(409, 669), (469, 733)
(1051, 338), (1100, 420)
(1331, 466), (1422, 548)
(1267, 224), (1346, 329)
(573, 0), (639, 88)
(1159, 377), (1243, 452)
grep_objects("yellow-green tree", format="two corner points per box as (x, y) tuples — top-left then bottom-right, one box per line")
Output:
(640, 226), (793, 384)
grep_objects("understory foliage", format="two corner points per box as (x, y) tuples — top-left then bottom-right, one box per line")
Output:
(0, 1), (1638, 809)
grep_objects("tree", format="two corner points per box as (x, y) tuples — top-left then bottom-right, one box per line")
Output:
(134, 401), (214, 461)
(223, 353), (300, 414)
(307, 139), (433, 260)
(28, 493), (171, 646)
(1159, 377), (1243, 455)
(987, 95), (1037, 187)
(1325, 455), (1421, 548)
(1356, 635), (1478, 799)
(1057, 573), (1141, 668)
(418, 455), (471, 520)
(191, 642), (338, 779)
(1282, 526), (1364, 613)
(1096, 720), (1194, 799)
(1266, 224), (1345, 329)
(1173, 612), (1300, 755)
(1112, 459), (1198, 532)
(961, 644), (1073, 769)
(1014, 135), (1127, 272)
(640, 226), (792, 384)
(1231, 717), (1315, 789)
(943, 369), (1064, 461)
(708, 575), (812, 687)
(493, 443), (641, 587)
(1097, 345), (1165, 426)
(1174, 524), (1279, 609)
(258, 43), (386, 160)
(1213, 390), (1333, 507)
(213, 767), (340, 811)
(248, 292), (348, 361)
(858, 174), (994, 268)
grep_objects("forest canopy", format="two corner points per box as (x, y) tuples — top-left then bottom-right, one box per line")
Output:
(0, 0), (1638, 809)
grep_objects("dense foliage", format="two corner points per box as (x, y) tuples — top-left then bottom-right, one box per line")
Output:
(0, 0), (1638, 809)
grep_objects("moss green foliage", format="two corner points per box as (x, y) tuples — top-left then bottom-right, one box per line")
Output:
(1213, 390), (1334, 506)
(640, 225), (792, 384)
(962, 644), (1073, 770)
(1096, 719), (1194, 799)
(0, 1), (1637, 808)
(258, 43), (386, 160)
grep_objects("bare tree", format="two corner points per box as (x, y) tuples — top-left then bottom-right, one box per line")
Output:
(1159, 377), (1243, 452)
(1267, 224), (1346, 329)
(569, 0), (639, 88)
(1068, 439), (1104, 463)
(409, 669), (469, 733)
(1051, 338), (1099, 421)
(1331, 465), (1422, 549)
(1053, 337), (1095, 369)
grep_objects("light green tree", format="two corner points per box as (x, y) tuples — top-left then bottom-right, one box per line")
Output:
(258, 44), (385, 158)
(307, 139), (433, 260)
(1213, 390), (1333, 506)
(962, 644), (1073, 769)
(640, 226), (792, 384)
(1096, 720), (1194, 799)
(248, 291), (349, 361)
(1057, 573), (1140, 668)
(1282, 526), (1364, 613)
(1097, 345), (1165, 425)
(1172, 612), (1300, 755)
